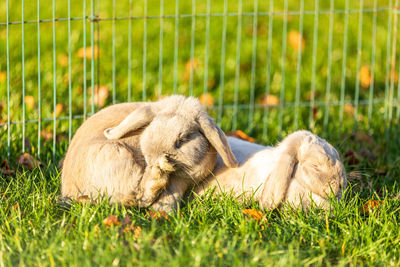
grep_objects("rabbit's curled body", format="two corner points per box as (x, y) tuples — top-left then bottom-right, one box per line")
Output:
(62, 103), (147, 205)
(194, 130), (347, 209)
(61, 95), (238, 210)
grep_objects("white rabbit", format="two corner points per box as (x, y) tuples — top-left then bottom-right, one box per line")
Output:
(193, 130), (347, 210)
(61, 95), (238, 210)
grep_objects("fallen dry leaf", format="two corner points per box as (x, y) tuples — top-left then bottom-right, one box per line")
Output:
(288, 30), (305, 52)
(185, 58), (198, 72)
(76, 195), (90, 203)
(359, 65), (372, 89)
(0, 71), (6, 83)
(24, 96), (35, 109)
(242, 209), (267, 222)
(344, 104), (354, 116)
(198, 93), (214, 108)
(354, 131), (374, 145)
(89, 85), (109, 107)
(344, 150), (359, 166)
(146, 210), (169, 221)
(226, 130), (255, 143)
(103, 215), (121, 226)
(362, 200), (384, 215)
(261, 94), (279, 107)
(58, 53), (68, 67)
(0, 159), (15, 176)
(41, 129), (53, 141)
(121, 225), (142, 239)
(16, 153), (41, 170)
(55, 103), (65, 117)
(77, 45), (99, 59)
(58, 157), (65, 170)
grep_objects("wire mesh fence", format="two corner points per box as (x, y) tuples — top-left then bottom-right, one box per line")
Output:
(0, 0), (399, 161)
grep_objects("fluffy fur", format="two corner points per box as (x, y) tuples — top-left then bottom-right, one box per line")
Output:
(61, 95), (238, 210)
(194, 130), (347, 210)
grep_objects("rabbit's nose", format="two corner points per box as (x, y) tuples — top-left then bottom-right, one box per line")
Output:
(158, 156), (175, 172)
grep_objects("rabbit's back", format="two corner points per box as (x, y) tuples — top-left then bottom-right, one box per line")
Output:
(61, 102), (146, 204)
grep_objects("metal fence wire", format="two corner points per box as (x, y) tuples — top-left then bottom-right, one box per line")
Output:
(0, 0), (399, 160)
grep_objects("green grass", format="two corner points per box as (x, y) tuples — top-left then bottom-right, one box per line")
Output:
(1, 0), (400, 265)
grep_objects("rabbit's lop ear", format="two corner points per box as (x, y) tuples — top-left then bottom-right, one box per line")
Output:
(104, 105), (155, 139)
(197, 112), (238, 168)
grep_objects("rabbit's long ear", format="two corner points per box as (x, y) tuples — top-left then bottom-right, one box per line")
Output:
(104, 105), (155, 139)
(197, 113), (238, 168)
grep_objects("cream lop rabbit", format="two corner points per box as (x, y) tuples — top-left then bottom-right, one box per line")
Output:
(194, 130), (347, 209)
(61, 95), (238, 210)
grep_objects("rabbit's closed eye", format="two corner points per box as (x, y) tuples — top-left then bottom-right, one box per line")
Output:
(175, 133), (195, 148)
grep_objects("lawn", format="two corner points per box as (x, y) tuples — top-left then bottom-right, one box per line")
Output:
(1, 0), (400, 266)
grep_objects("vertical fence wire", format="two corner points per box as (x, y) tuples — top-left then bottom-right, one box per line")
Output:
(248, 0), (258, 133)
(388, 0), (399, 127)
(232, 0), (243, 131)
(6, 0), (10, 159)
(82, 0), (87, 120)
(278, 0), (288, 136)
(188, 0), (196, 96)
(217, 0), (228, 125)
(112, 0), (116, 104)
(384, 0), (393, 124)
(353, 0), (364, 130)
(322, 0), (334, 134)
(158, 0), (164, 98)
(127, 0), (132, 101)
(202, 0), (211, 102)
(90, 0), (95, 114)
(262, 0), (273, 139)
(52, 0), (57, 159)
(68, 0), (72, 142)
(21, 0), (26, 154)
(339, 0), (349, 128)
(172, 0), (179, 94)
(368, 0), (378, 127)
(294, 0), (304, 131)
(142, 0), (147, 100)
(309, 0), (319, 130)
(37, 0), (42, 156)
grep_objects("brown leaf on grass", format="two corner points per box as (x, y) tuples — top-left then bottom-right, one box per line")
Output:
(344, 150), (359, 166)
(24, 96), (35, 109)
(55, 103), (65, 117)
(76, 195), (90, 202)
(0, 159), (15, 176)
(261, 94), (279, 107)
(121, 225), (142, 239)
(242, 209), (267, 223)
(103, 215), (121, 226)
(58, 157), (65, 170)
(226, 130), (255, 143)
(344, 104), (354, 116)
(354, 131), (374, 145)
(58, 53), (68, 67)
(41, 129), (53, 141)
(185, 58), (198, 72)
(359, 65), (372, 89)
(146, 210), (169, 221)
(0, 71), (6, 83)
(312, 106), (318, 119)
(198, 93), (214, 108)
(16, 153), (41, 170)
(288, 30), (305, 52)
(89, 85), (109, 107)
(362, 200), (384, 215)
(77, 45), (99, 59)
(25, 137), (32, 154)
